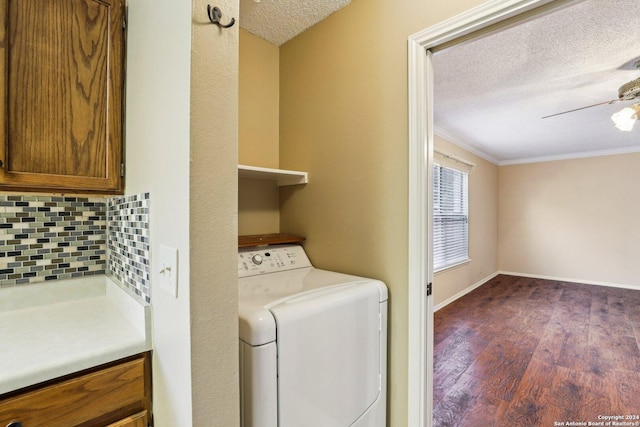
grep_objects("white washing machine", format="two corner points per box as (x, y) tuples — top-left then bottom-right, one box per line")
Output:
(238, 244), (388, 427)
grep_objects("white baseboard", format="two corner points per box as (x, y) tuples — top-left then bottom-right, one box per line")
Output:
(498, 271), (640, 291)
(434, 272), (640, 312)
(434, 271), (499, 312)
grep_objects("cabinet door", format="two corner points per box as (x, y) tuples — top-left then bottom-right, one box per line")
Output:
(0, 0), (125, 193)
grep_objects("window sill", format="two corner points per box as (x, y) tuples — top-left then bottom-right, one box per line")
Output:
(434, 258), (471, 274)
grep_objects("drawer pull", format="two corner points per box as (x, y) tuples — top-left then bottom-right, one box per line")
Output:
(6, 422), (23, 427)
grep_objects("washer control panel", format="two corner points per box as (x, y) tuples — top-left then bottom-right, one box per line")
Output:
(238, 245), (312, 277)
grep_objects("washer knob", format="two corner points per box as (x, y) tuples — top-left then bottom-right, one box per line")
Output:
(251, 254), (263, 265)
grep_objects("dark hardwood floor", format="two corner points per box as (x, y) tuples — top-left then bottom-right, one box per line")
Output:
(433, 274), (640, 426)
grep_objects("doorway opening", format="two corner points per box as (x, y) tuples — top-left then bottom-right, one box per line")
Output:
(407, 1), (584, 425)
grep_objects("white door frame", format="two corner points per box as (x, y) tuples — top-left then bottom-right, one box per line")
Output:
(407, 1), (558, 425)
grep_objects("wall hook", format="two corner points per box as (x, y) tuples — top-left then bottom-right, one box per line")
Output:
(207, 5), (235, 28)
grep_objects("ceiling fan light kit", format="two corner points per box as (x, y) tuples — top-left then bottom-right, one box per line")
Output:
(611, 103), (640, 131)
(609, 77), (640, 131)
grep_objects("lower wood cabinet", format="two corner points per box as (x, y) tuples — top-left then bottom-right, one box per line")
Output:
(0, 353), (152, 427)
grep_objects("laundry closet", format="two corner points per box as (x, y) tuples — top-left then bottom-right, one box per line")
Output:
(236, 28), (388, 427)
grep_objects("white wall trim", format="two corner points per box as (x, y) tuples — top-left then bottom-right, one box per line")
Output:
(409, 0), (557, 49)
(434, 269), (640, 314)
(499, 271), (640, 291)
(435, 116), (640, 168)
(434, 125), (500, 165)
(407, 37), (431, 427)
(408, 1), (561, 426)
(498, 145), (640, 166)
(434, 272), (499, 312)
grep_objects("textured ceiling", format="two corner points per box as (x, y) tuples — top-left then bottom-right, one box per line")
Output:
(433, 0), (640, 164)
(239, 0), (351, 46)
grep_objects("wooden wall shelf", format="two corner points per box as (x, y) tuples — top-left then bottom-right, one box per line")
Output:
(238, 234), (305, 248)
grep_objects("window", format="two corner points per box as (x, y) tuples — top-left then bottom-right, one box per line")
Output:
(433, 164), (469, 271)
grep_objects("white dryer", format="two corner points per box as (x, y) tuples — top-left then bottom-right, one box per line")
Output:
(238, 244), (388, 427)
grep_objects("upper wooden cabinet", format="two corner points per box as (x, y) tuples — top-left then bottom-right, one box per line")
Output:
(0, 0), (126, 194)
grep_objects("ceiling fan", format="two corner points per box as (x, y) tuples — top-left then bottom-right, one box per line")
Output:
(542, 58), (640, 130)
(542, 76), (640, 119)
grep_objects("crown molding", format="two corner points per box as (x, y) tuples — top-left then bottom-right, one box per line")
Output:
(434, 125), (501, 165)
(499, 145), (640, 165)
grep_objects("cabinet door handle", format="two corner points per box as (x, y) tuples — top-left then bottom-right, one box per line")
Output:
(6, 421), (23, 427)
(0, 159), (3, 168)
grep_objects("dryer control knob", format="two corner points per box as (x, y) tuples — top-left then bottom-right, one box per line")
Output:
(251, 254), (263, 265)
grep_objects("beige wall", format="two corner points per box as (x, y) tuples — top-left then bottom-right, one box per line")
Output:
(238, 178), (280, 235)
(128, 1), (240, 426)
(277, 0), (485, 425)
(239, 29), (279, 168)
(499, 153), (640, 287)
(190, 1), (240, 426)
(430, 139), (640, 301)
(238, 29), (280, 235)
(431, 140), (640, 302)
(433, 136), (499, 307)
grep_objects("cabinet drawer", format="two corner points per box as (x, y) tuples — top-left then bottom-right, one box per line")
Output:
(0, 356), (147, 427)
(106, 411), (148, 427)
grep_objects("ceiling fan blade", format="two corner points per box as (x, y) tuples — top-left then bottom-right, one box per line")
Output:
(542, 99), (618, 119)
(617, 57), (640, 71)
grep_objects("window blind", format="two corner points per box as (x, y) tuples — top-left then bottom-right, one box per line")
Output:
(433, 164), (469, 271)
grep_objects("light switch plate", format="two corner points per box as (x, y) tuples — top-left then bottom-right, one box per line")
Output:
(158, 244), (178, 298)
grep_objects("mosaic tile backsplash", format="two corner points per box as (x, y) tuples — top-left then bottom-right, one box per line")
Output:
(0, 196), (107, 285)
(108, 193), (150, 303)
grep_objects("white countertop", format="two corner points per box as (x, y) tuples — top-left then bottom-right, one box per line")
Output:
(0, 276), (151, 395)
